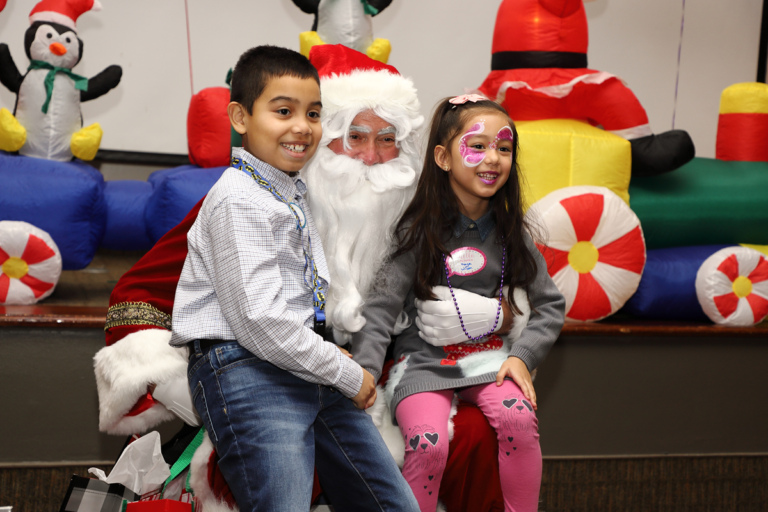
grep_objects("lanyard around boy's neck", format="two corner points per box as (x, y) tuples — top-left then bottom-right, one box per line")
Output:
(231, 156), (326, 334)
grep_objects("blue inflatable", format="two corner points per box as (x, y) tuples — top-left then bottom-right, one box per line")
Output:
(102, 180), (154, 251)
(622, 245), (730, 321)
(144, 165), (225, 243)
(0, 152), (106, 269)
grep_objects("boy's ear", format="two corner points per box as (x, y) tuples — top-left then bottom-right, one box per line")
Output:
(434, 145), (450, 172)
(228, 102), (248, 135)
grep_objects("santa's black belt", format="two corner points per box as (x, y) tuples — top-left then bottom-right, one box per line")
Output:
(491, 50), (588, 70)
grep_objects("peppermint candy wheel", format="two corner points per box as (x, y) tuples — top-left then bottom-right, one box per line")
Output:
(695, 246), (768, 326)
(526, 186), (646, 322)
(0, 221), (62, 305)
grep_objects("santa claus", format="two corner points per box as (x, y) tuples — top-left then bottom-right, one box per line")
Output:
(94, 45), (510, 511)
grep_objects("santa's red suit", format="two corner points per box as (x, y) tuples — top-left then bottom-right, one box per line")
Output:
(478, 0), (695, 176)
(95, 45), (504, 512)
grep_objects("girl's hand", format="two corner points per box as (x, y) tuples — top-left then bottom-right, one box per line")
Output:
(496, 356), (537, 410)
(338, 346), (353, 358)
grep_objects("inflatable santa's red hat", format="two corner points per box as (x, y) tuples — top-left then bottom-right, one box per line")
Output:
(491, 0), (589, 70)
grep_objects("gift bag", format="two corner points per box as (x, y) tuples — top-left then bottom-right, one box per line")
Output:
(59, 475), (139, 512)
(125, 428), (205, 511)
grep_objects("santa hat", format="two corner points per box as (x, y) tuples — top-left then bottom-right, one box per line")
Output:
(29, 0), (101, 31)
(308, 44), (422, 136)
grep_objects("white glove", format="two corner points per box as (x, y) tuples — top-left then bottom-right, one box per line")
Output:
(152, 376), (202, 427)
(415, 285), (503, 347)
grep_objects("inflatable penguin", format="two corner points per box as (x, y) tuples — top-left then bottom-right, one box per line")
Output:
(0, 0), (122, 161)
(479, 0), (695, 177)
(292, 0), (393, 63)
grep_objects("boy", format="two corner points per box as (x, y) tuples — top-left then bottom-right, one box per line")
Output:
(169, 46), (418, 511)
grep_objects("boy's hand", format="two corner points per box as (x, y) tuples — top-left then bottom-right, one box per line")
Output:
(351, 369), (377, 410)
(338, 346), (353, 358)
(496, 356), (537, 411)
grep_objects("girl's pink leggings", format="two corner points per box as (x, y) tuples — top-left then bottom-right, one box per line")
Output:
(395, 380), (541, 512)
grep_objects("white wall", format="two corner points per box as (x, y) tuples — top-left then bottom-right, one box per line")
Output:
(0, 0), (763, 159)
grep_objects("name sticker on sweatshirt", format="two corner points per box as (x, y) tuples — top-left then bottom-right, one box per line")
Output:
(446, 247), (487, 277)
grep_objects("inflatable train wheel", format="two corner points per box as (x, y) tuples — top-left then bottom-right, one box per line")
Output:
(696, 246), (768, 326)
(526, 186), (646, 322)
(0, 221), (62, 305)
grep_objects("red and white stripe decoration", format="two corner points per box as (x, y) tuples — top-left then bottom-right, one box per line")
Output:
(0, 221), (62, 305)
(695, 246), (768, 326)
(526, 186), (646, 322)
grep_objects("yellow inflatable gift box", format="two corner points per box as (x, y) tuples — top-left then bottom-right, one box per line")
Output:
(516, 119), (632, 210)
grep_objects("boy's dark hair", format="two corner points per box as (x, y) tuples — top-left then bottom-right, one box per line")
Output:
(394, 97), (538, 315)
(230, 45), (320, 113)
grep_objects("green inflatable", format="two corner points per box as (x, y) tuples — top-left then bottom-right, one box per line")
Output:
(629, 157), (768, 249)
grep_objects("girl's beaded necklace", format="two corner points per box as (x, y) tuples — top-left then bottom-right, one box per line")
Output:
(443, 240), (506, 342)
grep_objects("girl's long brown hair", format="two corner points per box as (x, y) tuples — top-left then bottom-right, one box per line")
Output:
(393, 98), (538, 313)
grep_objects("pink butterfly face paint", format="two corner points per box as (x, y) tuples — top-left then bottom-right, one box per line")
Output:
(490, 126), (514, 150)
(458, 121), (486, 168)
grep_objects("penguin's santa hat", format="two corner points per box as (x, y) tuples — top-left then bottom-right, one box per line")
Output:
(29, 0), (102, 31)
(308, 44), (423, 146)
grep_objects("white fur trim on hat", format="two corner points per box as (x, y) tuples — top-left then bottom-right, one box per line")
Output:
(320, 70), (423, 138)
(94, 328), (188, 435)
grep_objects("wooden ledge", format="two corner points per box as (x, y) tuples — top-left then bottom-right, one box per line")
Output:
(561, 318), (768, 338)
(0, 305), (107, 329)
(1, 304), (766, 338)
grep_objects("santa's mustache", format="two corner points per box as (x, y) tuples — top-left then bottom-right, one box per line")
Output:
(305, 145), (419, 196)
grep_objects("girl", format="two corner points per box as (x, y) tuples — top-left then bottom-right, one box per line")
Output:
(352, 95), (565, 512)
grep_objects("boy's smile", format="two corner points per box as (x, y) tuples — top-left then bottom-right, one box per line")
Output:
(231, 75), (322, 174)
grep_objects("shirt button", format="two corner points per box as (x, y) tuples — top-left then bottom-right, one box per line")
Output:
(469, 223), (476, 228)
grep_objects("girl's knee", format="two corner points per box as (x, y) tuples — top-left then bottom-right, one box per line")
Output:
(402, 423), (449, 473)
(497, 395), (539, 439)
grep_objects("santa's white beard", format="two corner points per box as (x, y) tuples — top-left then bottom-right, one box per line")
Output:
(305, 145), (419, 338)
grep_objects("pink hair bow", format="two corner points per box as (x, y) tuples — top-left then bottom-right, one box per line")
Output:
(449, 93), (488, 105)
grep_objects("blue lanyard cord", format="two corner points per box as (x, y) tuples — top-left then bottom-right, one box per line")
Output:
(232, 157), (326, 317)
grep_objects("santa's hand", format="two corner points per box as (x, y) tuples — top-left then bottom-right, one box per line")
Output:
(152, 376), (202, 426)
(415, 286), (504, 346)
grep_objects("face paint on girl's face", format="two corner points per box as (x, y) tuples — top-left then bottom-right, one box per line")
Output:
(458, 121), (486, 167)
(489, 126), (514, 150)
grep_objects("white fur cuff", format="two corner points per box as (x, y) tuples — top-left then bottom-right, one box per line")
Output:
(94, 329), (188, 434)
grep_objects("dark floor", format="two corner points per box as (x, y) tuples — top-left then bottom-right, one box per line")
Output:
(2, 456), (767, 512)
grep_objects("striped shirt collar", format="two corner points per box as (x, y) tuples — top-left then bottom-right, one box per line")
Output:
(232, 147), (305, 198)
(453, 210), (495, 241)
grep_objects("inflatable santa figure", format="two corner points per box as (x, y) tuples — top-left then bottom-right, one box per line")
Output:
(0, 0), (122, 161)
(95, 45), (506, 512)
(479, 0), (695, 176)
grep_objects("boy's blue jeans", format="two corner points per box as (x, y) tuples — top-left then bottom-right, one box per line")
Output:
(188, 339), (419, 511)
